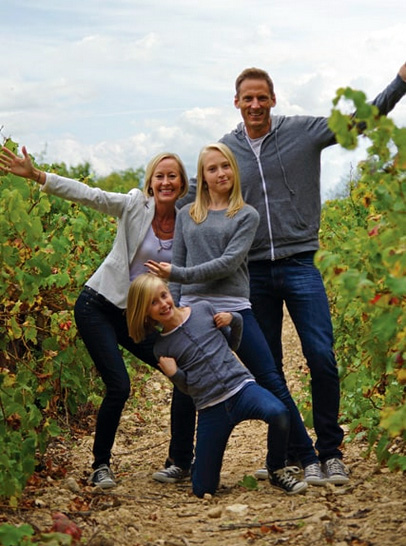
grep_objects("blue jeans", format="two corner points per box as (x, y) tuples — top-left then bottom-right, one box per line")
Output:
(237, 308), (318, 467)
(248, 252), (344, 462)
(192, 382), (290, 497)
(74, 288), (195, 470)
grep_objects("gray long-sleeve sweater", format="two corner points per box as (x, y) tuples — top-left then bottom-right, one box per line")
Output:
(153, 300), (252, 410)
(168, 203), (259, 304)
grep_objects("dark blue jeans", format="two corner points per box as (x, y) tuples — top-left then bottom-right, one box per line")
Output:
(192, 382), (290, 498)
(74, 288), (195, 470)
(248, 253), (344, 462)
(236, 308), (318, 467)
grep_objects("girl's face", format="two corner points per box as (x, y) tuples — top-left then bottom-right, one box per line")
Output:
(148, 283), (175, 325)
(202, 149), (234, 198)
(150, 158), (183, 205)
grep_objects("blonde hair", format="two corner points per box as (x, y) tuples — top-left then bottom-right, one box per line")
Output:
(143, 152), (189, 199)
(126, 274), (168, 343)
(189, 143), (245, 224)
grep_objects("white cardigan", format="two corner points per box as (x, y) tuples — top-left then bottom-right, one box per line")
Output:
(43, 174), (156, 309)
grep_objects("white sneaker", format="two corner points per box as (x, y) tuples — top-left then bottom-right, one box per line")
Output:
(254, 467), (268, 480)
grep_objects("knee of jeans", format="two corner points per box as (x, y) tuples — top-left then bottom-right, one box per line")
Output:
(107, 382), (131, 404)
(305, 347), (337, 377)
(275, 407), (290, 433)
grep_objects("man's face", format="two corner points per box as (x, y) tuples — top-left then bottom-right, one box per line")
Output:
(234, 78), (276, 138)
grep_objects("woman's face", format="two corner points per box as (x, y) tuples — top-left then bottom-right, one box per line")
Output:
(202, 150), (234, 198)
(150, 158), (183, 206)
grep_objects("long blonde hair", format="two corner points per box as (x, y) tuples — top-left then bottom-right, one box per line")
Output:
(143, 152), (189, 199)
(126, 274), (168, 343)
(189, 143), (245, 224)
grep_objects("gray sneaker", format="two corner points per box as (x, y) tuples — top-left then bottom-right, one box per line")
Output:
(322, 458), (349, 485)
(303, 463), (327, 486)
(89, 464), (116, 489)
(152, 464), (190, 483)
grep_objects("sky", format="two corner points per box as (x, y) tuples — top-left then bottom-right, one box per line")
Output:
(2, 0), (406, 200)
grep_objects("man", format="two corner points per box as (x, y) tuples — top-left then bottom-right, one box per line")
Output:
(218, 63), (406, 483)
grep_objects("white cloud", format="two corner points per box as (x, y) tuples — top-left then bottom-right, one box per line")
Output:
(1, 0), (406, 198)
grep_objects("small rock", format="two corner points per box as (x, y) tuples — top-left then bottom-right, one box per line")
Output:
(65, 477), (80, 493)
(207, 506), (223, 518)
(225, 503), (248, 516)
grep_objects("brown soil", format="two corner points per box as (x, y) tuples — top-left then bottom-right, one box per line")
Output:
(2, 313), (405, 546)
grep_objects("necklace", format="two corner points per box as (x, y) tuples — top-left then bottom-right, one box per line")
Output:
(153, 216), (175, 235)
(156, 236), (173, 253)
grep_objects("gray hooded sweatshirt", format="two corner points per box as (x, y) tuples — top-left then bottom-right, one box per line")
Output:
(217, 74), (406, 261)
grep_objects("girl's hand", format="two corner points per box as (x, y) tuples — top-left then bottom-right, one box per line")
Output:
(158, 356), (178, 377)
(214, 312), (232, 328)
(0, 146), (43, 183)
(145, 260), (172, 279)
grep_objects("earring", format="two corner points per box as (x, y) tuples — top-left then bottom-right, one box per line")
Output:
(148, 188), (153, 196)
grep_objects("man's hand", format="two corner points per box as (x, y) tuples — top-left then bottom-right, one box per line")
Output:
(398, 62), (406, 83)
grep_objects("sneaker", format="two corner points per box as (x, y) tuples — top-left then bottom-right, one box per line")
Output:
(303, 463), (327, 486)
(322, 458), (349, 485)
(269, 467), (308, 495)
(152, 464), (190, 483)
(254, 467), (268, 480)
(89, 464), (116, 489)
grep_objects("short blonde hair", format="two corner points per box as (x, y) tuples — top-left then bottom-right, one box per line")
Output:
(126, 274), (168, 343)
(143, 152), (189, 199)
(190, 142), (245, 224)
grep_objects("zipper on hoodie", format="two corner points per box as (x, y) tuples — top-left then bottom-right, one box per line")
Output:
(245, 135), (275, 261)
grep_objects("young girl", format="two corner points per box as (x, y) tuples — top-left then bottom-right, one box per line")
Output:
(126, 273), (308, 497)
(145, 143), (325, 486)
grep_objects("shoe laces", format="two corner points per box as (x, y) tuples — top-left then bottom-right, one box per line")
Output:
(165, 464), (183, 476)
(95, 465), (113, 481)
(284, 465), (301, 475)
(274, 468), (299, 487)
(305, 463), (321, 475)
(325, 458), (346, 474)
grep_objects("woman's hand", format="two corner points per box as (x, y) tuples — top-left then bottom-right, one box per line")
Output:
(0, 145), (44, 183)
(145, 260), (172, 279)
(214, 312), (232, 329)
(158, 356), (178, 377)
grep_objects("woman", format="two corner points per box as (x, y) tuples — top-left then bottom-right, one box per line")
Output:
(146, 143), (326, 485)
(0, 145), (195, 489)
(126, 274), (308, 497)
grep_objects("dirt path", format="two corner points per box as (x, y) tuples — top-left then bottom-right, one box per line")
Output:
(3, 313), (406, 545)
